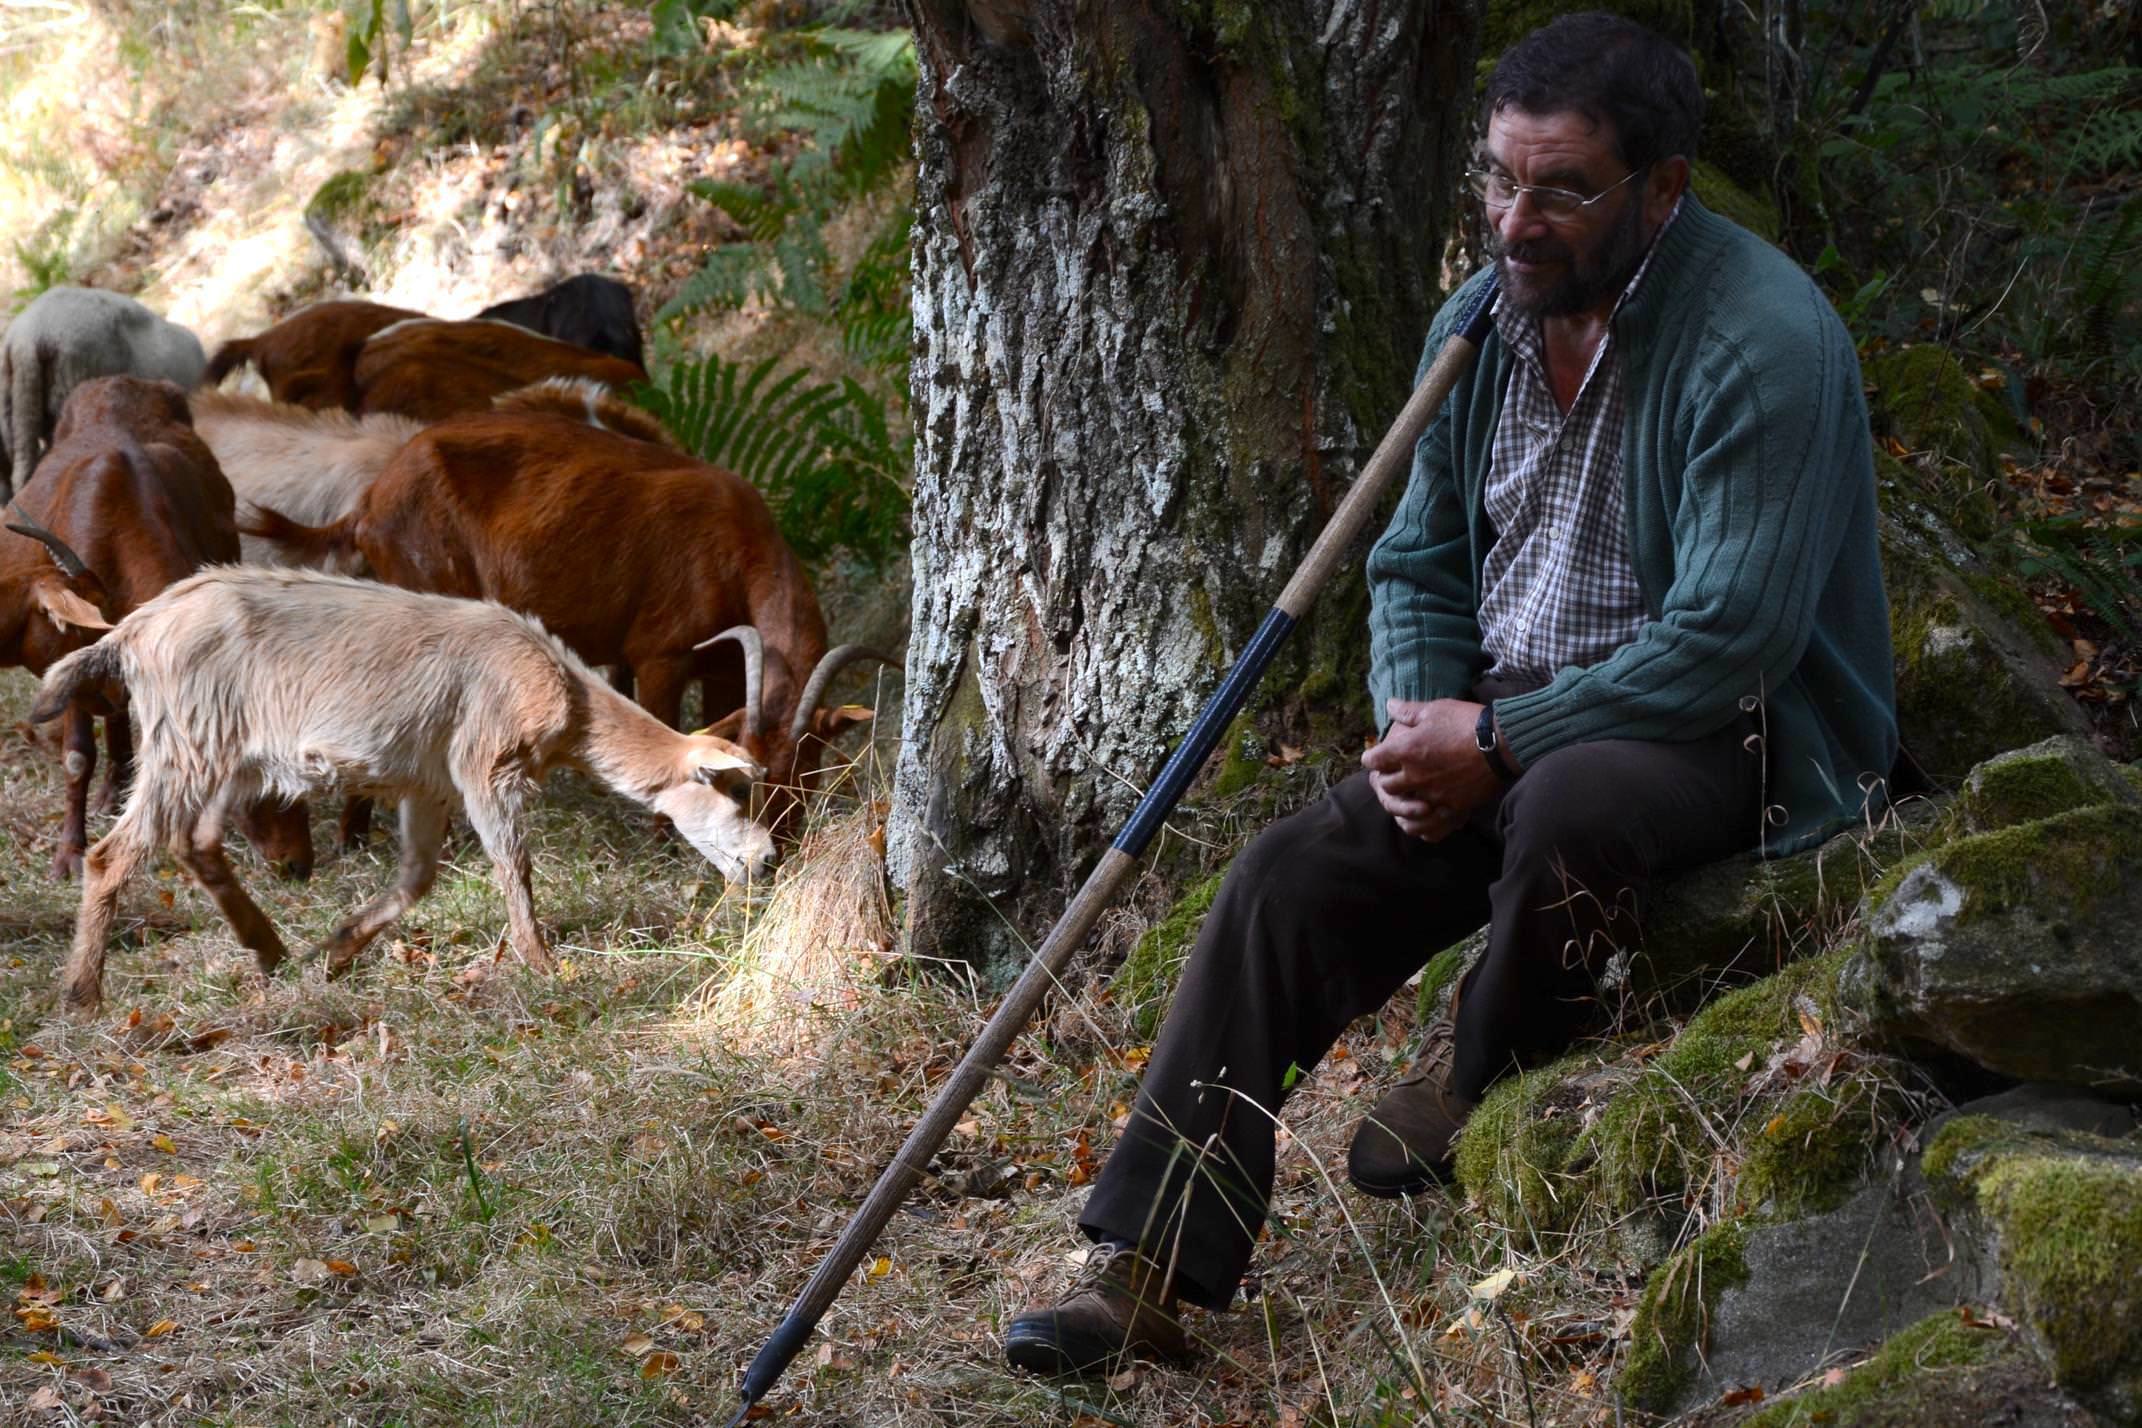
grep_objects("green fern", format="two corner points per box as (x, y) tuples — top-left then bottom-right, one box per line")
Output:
(2017, 513), (2142, 647)
(641, 353), (910, 566)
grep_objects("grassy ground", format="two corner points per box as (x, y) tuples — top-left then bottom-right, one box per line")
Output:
(0, 660), (1647, 1425)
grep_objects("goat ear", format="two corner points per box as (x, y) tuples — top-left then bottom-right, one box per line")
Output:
(808, 703), (875, 740)
(691, 744), (760, 784)
(693, 708), (749, 743)
(34, 579), (113, 633)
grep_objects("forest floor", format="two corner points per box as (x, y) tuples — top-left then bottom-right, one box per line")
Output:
(0, 5), (1617, 1425)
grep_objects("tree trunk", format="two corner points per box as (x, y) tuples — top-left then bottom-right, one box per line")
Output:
(892, 0), (1478, 968)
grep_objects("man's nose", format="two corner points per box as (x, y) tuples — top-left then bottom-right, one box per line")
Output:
(1495, 192), (1552, 243)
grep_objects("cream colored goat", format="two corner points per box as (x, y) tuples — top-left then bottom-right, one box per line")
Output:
(38, 566), (776, 1013)
(186, 391), (424, 565)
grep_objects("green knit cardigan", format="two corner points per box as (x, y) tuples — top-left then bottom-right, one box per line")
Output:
(1366, 197), (1897, 856)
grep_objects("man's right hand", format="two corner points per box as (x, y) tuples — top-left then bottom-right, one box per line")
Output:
(1362, 698), (1502, 842)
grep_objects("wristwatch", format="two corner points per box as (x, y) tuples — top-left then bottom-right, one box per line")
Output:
(1475, 702), (1518, 783)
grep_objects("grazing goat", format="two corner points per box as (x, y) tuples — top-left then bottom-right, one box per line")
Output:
(37, 566), (777, 1014)
(0, 377), (310, 879)
(3, 288), (207, 498)
(203, 299), (422, 412)
(474, 274), (645, 370)
(353, 319), (648, 422)
(240, 409), (887, 828)
(187, 391), (423, 565)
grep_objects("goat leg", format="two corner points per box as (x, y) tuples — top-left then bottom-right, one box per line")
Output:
(174, 800), (288, 975)
(94, 701), (132, 817)
(463, 787), (551, 972)
(51, 702), (95, 880)
(60, 817), (154, 1014)
(323, 796), (447, 978)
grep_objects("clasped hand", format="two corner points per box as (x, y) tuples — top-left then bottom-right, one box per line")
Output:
(1361, 698), (1504, 842)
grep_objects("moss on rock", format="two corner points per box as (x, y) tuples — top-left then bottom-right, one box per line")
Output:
(1111, 873), (1222, 1038)
(1911, 801), (2142, 924)
(1733, 1309), (2025, 1428)
(1944, 734), (2140, 839)
(1620, 1219), (1751, 1412)
(1452, 1050), (1618, 1238)
(1736, 1080), (1889, 1219)
(1862, 346), (2019, 543)
(1923, 1118), (2142, 1421)
(1690, 159), (1778, 241)
(1881, 508), (2085, 782)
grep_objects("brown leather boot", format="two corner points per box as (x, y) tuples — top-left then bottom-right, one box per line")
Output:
(1002, 1241), (1190, 1375)
(1347, 1014), (1477, 1198)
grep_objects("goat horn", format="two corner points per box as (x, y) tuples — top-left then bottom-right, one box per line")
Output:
(790, 644), (898, 741)
(694, 624), (765, 738)
(4, 505), (92, 582)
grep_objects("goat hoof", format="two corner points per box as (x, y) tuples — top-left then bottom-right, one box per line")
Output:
(50, 850), (83, 882)
(61, 983), (102, 1018)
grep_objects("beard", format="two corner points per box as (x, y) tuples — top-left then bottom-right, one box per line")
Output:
(1494, 193), (1653, 318)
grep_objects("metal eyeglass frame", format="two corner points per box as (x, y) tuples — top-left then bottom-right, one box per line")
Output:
(1467, 165), (1644, 220)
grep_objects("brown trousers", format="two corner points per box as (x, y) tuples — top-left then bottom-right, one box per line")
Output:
(1080, 701), (1764, 1309)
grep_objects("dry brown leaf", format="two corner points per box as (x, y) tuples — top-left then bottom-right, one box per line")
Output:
(640, 1351), (681, 1378)
(324, 1259), (359, 1277)
(26, 1386), (62, 1412)
(146, 1319), (178, 1338)
(621, 1333), (655, 1358)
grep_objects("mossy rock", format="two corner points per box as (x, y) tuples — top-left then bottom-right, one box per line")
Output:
(1723, 1310), (2076, 1428)
(1944, 734), (2140, 839)
(1110, 872), (1222, 1039)
(1620, 1218), (1751, 1412)
(1690, 159), (1778, 242)
(1881, 503), (2087, 784)
(304, 169), (376, 225)
(1923, 1117), (2142, 1423)
(1843, 803), (2142, 1092)
(1454, 950), (1874, 1244)
(1863, 346), (2020, 543)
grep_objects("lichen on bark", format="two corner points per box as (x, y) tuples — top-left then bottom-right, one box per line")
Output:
(892, 0), (1477, 968)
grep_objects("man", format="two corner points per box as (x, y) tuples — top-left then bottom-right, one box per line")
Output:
(1002, 12), (1897, 1375)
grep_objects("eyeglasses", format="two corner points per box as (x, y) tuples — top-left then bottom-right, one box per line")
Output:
(1466, 166), (1643, 220)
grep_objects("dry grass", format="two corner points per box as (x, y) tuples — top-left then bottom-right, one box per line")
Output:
(0, 653), (1686, 1427)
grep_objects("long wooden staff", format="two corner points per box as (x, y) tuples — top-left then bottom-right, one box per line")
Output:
(723, 275), (1501, 1426)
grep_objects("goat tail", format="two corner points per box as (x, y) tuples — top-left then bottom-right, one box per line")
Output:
(204, 337), (256, 387)
(239, 503), (359, 568)
(32, 641), (123, 725)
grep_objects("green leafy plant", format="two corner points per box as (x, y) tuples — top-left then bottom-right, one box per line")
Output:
(2017, 514), (2142, 648)
(639, 353), (910, 567)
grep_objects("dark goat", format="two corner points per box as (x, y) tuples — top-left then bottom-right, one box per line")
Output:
(474, 275), (644, 370)
(204, 300), (424, 412)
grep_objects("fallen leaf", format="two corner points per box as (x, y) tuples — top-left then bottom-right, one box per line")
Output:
(291, 1258), (331, 1286)
(324, 1259), (359, 1277)
(1821, 1367), (1849, 1388)
(869, 1256), (892, 1279)
(364, 1213), (399, 1234)
(1107, 1366), (1141, 1391)
(1471, 1267), (1518, 1302)
(26, 1386), (62, 1411)
(152, 1134), (176, 1154)
(146, 1319), (178, 1338)
(640, 1351), (681, 1378)
(621, 1333), (655, 1358)
(140, 1172), (163, 1196)
(68, 1366), (112, 1391)
(1719, 1385), (1765, 1406)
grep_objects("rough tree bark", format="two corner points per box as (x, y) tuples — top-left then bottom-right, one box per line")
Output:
(892, 0), (1478, 968)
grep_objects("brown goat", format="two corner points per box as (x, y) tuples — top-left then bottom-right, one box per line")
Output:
(241, 410), (887, 826)
(205, 300), (423, 412)
(0, 377), (312, 878)
(353, 319), (649, 422)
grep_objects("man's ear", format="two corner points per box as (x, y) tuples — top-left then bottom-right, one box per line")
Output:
(33, 576), (112, 633)
(808, 703), (875, 741)
(1649, 155), (1691, 224)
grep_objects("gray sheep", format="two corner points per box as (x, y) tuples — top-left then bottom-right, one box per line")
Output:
(1, 286), (207, 499)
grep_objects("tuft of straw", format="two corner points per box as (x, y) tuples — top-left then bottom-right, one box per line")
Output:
(689, 800), (894, 1053)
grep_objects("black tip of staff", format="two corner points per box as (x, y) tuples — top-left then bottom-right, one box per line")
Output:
(722, 1394), (754, 1428)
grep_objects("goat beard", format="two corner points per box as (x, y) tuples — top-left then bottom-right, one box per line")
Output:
(1493, 193), (1652, 319)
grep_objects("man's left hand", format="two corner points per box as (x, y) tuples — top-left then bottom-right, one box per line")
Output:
(1362, 698), (1507, 841)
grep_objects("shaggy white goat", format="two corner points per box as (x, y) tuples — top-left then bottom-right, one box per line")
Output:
(2, 287), (207, 498)
(38, 566), (776, 1013)
(186, 391), (424, 565)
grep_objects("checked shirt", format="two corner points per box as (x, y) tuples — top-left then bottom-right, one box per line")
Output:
(1477, 204), (1680, 685)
